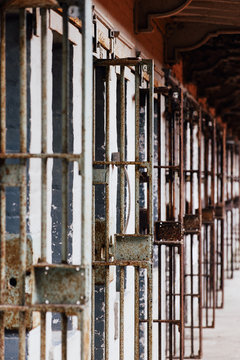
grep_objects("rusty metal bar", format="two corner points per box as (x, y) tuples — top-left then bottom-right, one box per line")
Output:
(120, 65), (125, 235)
(91, 53), (96, 360)
(0, 9), (6, 155)
(148, 62), (154, 360)
(95, 58), (144, 67)
(40, 9), (47, 359)
(135, 267), (140, 359)
(134, 63), (140, 360)
(40, 312), (46, 360)
(179, 88), (184, 360)
(19, 9), (27, 360)
(198, 107), (203, 357)
(41, 7), (47, 263)
(0, 8), (6, 360)
(135, 64), (140, 234)
(0, 152), (81, 159)
(120, 266), (124, 358)
(119, 65), (125, 359)
(61, 3), (69, 264)
(94, 160), (149, 167)
(156, 92), (162, 359)
(104, 65), (110, 360)
(61, 5), (69, 359)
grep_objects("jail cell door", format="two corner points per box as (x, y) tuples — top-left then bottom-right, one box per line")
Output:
(215, 123), (226, 309)
(201, 114), (216, 328)
(154, 84), (184, 360)
(183, 99), (202, 359)
(232, 142), (240, 271)
(92, 58), (154, 360)
(225, 140), (235, 279)
(0, 2), (92, 360)
(225, 138), (240, 279)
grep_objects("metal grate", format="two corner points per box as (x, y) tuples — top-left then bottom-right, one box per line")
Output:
(92, 58), (154, 359)
(215, 123), (226, 309)
(183, 98), (202, 358)
(0, 2), (92, 359)
(154, 84), (184, 359)
(201, 114), (216, 329)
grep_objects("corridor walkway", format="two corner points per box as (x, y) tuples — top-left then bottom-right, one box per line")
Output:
(203, 270), (240, 359)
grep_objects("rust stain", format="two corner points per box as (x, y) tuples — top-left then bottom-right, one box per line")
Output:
(5, 235), (33, 330)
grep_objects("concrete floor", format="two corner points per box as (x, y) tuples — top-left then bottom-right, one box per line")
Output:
(203, 270), (240, 359)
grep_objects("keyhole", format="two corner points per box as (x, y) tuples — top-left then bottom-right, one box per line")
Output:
(9, 277), (17, 287)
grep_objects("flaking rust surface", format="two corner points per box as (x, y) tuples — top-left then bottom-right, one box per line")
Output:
(5, 234), (33, 330)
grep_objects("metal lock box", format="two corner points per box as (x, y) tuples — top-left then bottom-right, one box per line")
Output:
(115, 234), (152, 262)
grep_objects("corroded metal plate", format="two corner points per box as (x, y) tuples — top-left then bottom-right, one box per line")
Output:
(32, 264), (85, 306)
(115, 234), (152, 262)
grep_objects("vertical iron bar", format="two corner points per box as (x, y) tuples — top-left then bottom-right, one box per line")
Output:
(41, 8), (47, 262)
(134, 64), (140, 360)
(40, 9), (47, 359)
(105, 66), (110, 360)
(157, 93), (162, 359)
(190, 234), (194, 356)
(0, 9), (6, 360)
(135, 267), (140, 360)
(61, 3), (69, 263)
(81, 0), (93, 354)
(19, 9), (27, 360)
(147, 60), (153, 360)
(119, 65), (125, 359)
(62, 313), (68, 360)
(179, 88), (184, 360)
(91, 58), (96, 360)
(0, 9), (6, 154)
(120, 266), (124, 359)
(135, 64), (140, 234)
(61, 5), (69, 359)
(189, 113), (194, 356)
(168, 92), (173, 359)
(105, 267), (109, 360)
(198, 107), (202, 356)
(40, 312), (46, 360)
(120, 65), (125, 233)
(211, 118), (216, 327)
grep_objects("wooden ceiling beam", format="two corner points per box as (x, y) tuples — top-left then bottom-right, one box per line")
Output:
(164, 22), (240, 64)
(134, 0), (192, 32)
